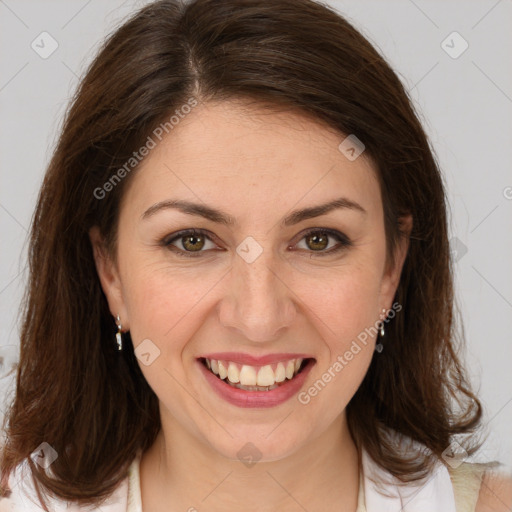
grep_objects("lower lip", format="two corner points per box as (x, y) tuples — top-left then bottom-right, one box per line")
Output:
(198, 359), (315, 408)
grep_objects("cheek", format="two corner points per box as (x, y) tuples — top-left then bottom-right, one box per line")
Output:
(295, 266), (381, 409)
(120, 260), (226, 357)
(122, 250), (383, 346)
(297, 261), (382, 342)
(120, 270), (209, 412)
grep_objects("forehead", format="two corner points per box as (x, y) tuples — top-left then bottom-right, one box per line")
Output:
(122, 100), (381, 221)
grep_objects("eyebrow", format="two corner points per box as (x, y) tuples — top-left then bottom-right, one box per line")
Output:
(141, 196), (366, 226)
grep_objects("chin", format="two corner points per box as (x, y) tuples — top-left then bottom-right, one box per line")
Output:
(205, 428), (308, 465)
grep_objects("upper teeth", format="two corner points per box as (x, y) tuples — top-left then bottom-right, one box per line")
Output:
(205, 358), (304, 386)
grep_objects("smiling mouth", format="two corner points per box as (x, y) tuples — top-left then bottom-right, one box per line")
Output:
(200, 357), (313, 392)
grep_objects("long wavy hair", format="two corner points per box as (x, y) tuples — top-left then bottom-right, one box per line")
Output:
(1, 0), (482, 509)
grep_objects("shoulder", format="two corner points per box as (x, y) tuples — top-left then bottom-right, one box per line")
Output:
(0, 459), (132, 512)
(448, 462), (512, 512)
(475, 470), (512, 512)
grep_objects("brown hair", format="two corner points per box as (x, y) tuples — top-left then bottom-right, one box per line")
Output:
(1, 0), (483, 508)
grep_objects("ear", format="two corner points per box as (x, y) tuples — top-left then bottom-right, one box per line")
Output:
(379, 214), (413, 311)
(89, 226), (129, 329)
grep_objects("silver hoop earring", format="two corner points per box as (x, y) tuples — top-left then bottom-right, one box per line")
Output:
(115, 315), (123, 351)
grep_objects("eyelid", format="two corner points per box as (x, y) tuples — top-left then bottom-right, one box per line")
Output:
(162, 228), (219, 257)
(291, 227), (352, 254)
(161, 227), (352, 258)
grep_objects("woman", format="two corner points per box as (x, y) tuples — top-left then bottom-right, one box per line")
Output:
(1, 0), (510, 510)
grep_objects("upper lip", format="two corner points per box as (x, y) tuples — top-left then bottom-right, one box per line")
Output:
(199, 352), (314, 366)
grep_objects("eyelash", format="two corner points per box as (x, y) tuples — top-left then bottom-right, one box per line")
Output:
(161, 228), (352, 258)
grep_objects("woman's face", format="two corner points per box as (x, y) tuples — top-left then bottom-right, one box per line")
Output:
(91, 99), (410, 461)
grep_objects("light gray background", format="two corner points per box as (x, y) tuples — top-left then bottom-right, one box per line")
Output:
(1, 0), (511, 470)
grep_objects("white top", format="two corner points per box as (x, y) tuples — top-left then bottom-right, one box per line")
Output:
(0, 447), (484, 511)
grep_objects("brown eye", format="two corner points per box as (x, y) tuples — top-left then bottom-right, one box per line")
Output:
(181, 233), (206, 252)
(305, 232), (329, 251)
(294, 228), (352, 256)
(164, 229), (217, 257)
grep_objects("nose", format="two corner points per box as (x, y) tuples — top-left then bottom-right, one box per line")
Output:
(217, 247), (297, 342)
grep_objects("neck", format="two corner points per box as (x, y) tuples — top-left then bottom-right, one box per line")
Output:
(140, 410), (360, 512)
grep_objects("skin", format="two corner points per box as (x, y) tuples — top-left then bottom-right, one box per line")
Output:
(90, 99), (412, 512)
